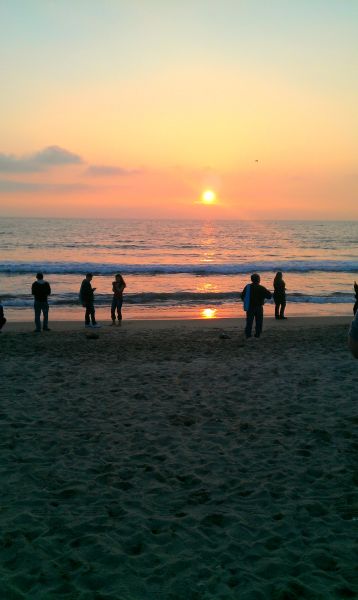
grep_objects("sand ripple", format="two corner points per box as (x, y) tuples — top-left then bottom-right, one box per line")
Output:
(1, 321), (358, 598)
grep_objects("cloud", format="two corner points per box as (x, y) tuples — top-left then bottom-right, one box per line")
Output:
(85, 165), (140, 177)
(0, 180), (90, 193)
(0, 146), (83, 173)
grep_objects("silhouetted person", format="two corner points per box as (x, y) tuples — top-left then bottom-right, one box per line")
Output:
(31, 272), (51, 332)
(0, 300), (6, 333)
(273, 271), (287, 319)
(241, 273), (272, 339)
(111, 273), (126, 325)
(349, 310), (358, 359)
(80, 273), (101, 328)
(353, 281), (358, 315)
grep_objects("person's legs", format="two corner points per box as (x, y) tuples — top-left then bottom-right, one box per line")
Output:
(85, 305), (91, 325)
(43, 302), (49, 329)
(279, 301), (286, 319)
(254, 307), (263, 337)
(245, 310), (255, 338)
(116, 298), (123, 321)
(275, 302), (280, 319)
(90, 305), (96, 325)
(111, 297), (116, 323)
(34, 301), (41, 331)
(0, 317), (6, 331)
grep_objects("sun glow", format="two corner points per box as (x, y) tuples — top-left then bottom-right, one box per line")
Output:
(201, 308), (217, 319)
(201, 190), (216, 204)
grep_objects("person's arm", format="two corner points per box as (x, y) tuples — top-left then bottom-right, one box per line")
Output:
(240, 285), (247, 301)
(265, 288), (272, 300)
(47, 283), (51, 296)
(31, 282), (36, 296)
(0, 305), (4, 319)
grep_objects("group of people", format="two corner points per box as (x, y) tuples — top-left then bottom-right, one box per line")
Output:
(240, 271), (287, 339)
(0, 272), (357, 353)
(0, 271), (126, 333)
(78, 272), (126, 329)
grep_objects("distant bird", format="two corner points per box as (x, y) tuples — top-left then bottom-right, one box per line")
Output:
(255, 159), (259, 163)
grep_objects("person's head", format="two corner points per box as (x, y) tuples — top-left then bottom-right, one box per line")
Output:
(36, 272), (44, 280)
(86, 272), (93, 281)
(115, 273), (123, 282)
(251, 273), (260, 284)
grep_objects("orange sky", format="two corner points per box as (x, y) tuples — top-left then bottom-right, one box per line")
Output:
(1, 2), (357, 219)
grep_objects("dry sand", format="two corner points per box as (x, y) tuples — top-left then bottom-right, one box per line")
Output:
(1, 317), (357, 599)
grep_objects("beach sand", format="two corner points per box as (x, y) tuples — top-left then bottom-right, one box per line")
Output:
(1, 317), (357, 599)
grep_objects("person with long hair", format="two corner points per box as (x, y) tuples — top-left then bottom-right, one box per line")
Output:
(111, 273), (126, 325)
(273, 271), (287, 320)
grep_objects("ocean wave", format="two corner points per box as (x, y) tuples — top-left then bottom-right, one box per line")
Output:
(1, 291), (355, 308)
(0, 260), (357, 275)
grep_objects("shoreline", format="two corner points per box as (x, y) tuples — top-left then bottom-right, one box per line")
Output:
(1, 314), (353, 333)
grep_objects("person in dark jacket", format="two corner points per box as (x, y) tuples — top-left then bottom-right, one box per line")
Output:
(353, 281), (358, 315)
(273, 271), (287, 319)
(0, 301), (6, 333)
(80, 273), (101, 328)
(31, 272), (51, 332)
(241, 273), (272, 339)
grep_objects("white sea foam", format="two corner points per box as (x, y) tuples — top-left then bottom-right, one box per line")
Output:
(1, 259), (357, 275)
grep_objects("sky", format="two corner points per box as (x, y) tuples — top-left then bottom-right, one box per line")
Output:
(0, 0), (357, 219)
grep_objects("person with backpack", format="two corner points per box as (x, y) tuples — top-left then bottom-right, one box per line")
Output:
(241, 273), (272, 339)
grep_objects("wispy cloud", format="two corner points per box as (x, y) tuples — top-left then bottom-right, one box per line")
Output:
(0, 180), (90, 193)
(0, 146), (83, 173)
(85, 165), (140, 177)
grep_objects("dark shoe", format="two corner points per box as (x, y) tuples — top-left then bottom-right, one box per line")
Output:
(43, 328), (51, 331)
(33, 329), (41, 333)
(275, 316), (280, 320)
(254, 334), (260, 338)
(280, 316), (287, 320)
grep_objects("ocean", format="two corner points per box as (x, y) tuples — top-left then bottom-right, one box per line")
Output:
(0, 218), (357, 321)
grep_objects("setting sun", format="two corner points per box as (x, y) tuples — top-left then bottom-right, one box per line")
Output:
(201, 190), (216, 205)
(201, 308), (217, 319)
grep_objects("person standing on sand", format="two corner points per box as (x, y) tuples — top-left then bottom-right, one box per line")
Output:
(111, 273), (126, 325)
(80, 273), (101, 328)
(348, 309), (358, 358)
(353, 281), (358, 315)
(0, 300), (6, 333)
(31, 272), (51, 332)
(273, 271), (287, 319)
(241, 273), (272, 339)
